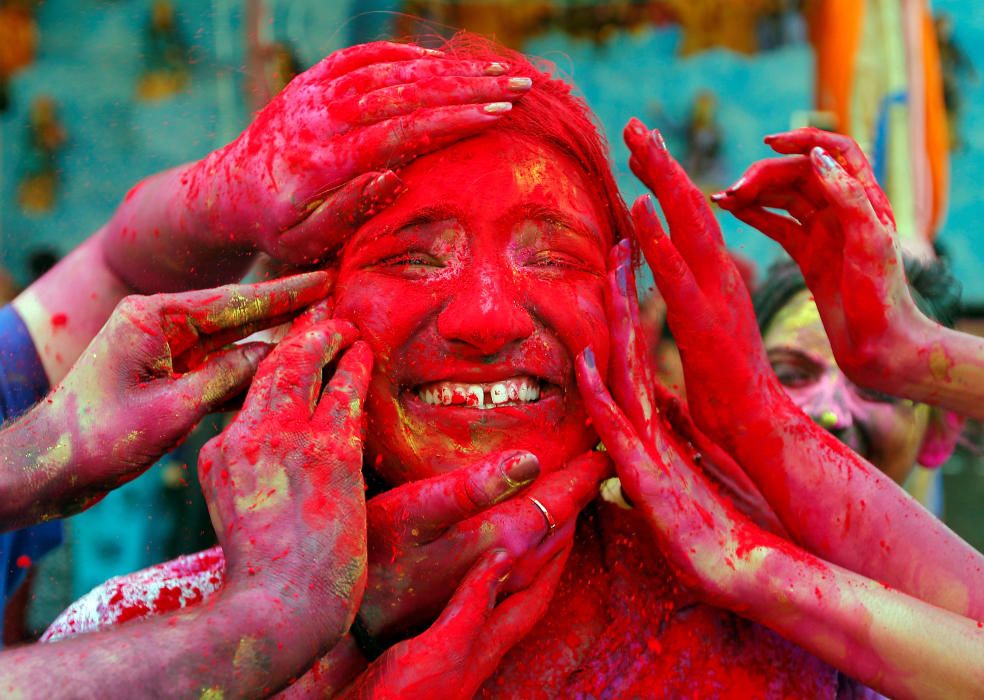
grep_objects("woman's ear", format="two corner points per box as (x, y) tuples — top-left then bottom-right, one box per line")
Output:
(917, 408), (966, 468)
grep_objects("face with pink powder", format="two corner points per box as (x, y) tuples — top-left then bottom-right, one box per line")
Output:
(332, 132), (613, 484)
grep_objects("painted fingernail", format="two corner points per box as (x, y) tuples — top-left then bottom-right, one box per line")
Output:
(710, 191), (727, 202)
(582, 346), (597, 370)
(502, 452), (539, 488)
(508, 76), (533, 91)
(650, 129), (667, 152)
(812, 146), (839, 173)
(725, 177), (746, 195)
(484, 101), (513, 114)
(641, 194), (661, 227)
(485, 62), (508, 76)
(423, 48), (443, 56)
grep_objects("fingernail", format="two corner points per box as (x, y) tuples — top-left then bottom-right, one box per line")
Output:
(650, 129), (667, 152)
(812, 146), (839, 173)
(485, 62), (508, 76)
(367, 170), (403, 201)
(614, 261), (629, 296)
(508, 76), (533, 91)
(484, 101), (513, 114)
(502, 452), (539, 488)
(710, 191), (727, 202)
(725, 177), (746, 195)
(423, 48), (443, 56)
(582, 346), (596, 370)
(641, 195), (661, 230)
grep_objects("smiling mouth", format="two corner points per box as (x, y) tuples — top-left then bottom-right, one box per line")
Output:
(413, 376), (548, 410)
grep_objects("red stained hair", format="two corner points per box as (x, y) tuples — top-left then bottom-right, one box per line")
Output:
(429, 32), (632, 244)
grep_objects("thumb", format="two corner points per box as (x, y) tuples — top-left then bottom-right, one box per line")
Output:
(176, 342), (273, 415)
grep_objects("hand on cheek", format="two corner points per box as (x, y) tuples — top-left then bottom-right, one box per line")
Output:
(199, 297), (373, 642)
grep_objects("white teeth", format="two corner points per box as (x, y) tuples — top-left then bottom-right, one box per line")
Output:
(466, 385), (484, 408)
(416, 376), (544, 408)
(490, 383), (508, 404)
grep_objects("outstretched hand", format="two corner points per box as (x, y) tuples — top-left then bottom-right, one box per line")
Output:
(186, 41), (532, 265)
(712, 127), (922, 394)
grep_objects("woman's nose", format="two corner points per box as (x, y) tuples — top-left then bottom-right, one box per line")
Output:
(436, 265), (535, 356)
(804, 377), (855, 432)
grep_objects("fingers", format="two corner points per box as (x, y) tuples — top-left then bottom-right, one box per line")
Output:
(764, 127), (895, 227)
(162, 272), (332, 362)
(512, 452), (612, 542)
(368, 451), (541, 540)
(327, 57), (507, 101)
(310, 41), (444, 83)
(242, 318), (358, 422)
(172, 341), (273, 415)
(313, 340), (373, 435)
(631, 196), (706, 324)
(726, 205), (805, 257)
(606, 240), (659, 442)
(276, 171), (404, 265)
(575, 349), (652, 493)
(346, 102), (517, 175)
(479, 544), (570, 669)
(711, 155), (826, 221)
(624, 117), (726, 257)
(332, 75), (532, 126)
(428, 549), (513, 640)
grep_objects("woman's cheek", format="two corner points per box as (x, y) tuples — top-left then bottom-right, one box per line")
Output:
(529, 278), (610, 373)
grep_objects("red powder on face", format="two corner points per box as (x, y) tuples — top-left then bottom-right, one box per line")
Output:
(50, 313), (68, 328)
(15, 554), (31, 568)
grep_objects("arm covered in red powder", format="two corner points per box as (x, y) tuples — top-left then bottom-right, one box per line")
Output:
(13, 41), (530, 387)
(714, 127), (984, 420)
(0, 272), (328, 532)
(0, 298), (372, 699)
(578, 343), (984, 699)
(623, 119), (984, 622)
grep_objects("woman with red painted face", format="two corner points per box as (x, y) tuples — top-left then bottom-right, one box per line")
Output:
(45, 35), (984, 699)
(714, 127), (984, 423)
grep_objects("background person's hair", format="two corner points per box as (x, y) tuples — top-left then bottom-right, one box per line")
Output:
(425, 31), (632, 244)
(752, 255), (963, 333)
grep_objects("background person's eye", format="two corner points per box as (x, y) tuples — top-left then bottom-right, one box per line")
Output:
(770, 361), (815, 388)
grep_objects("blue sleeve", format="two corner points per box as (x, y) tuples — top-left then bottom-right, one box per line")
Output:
(0, 304), (63, 641)
(0, 304), (50, 422)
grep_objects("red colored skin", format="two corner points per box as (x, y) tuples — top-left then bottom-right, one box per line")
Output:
(0, 299), (373, 699)
(11, 42), (526, 392)
(713, 127), (984, 421)
(620, 120), (984, 698)
(0, 272), (330, 531)
(104, 41), (531, 293)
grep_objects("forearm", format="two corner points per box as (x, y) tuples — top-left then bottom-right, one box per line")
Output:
(101, 164), (256, 294)
(893, 318), (984, 421)
(0, 585), (341, 699)
(0, 404), (90, 531)
(734, 537), (984, 700)
(732, 388), (984, 619)
(11, 235), (132, 385)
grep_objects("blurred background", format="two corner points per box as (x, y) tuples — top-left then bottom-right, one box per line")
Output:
(1, 0), (981, 641)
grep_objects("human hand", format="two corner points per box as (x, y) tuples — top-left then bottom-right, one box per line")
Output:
(199, 299), (372, 647)
(185, 41), (532, 265)
(1, 272), (330, 528)
(341, 547), (570, 700)
(623, 118), (783, 450)
(358, 450), (609, 640)
(712, 127), (923, 392)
